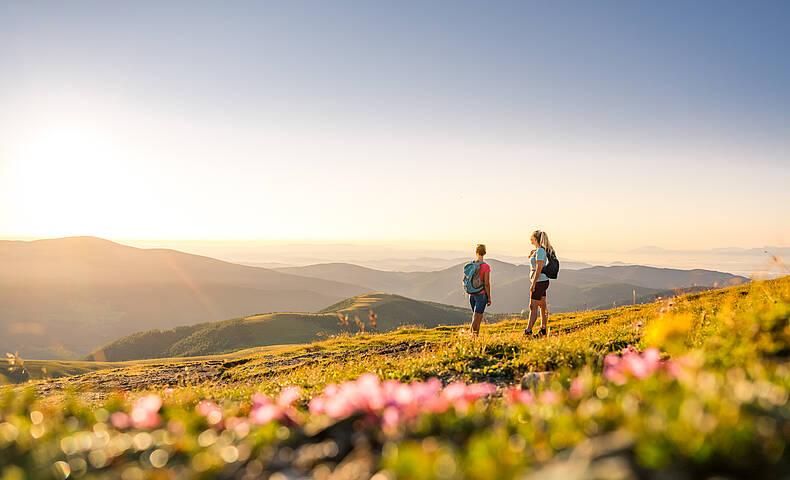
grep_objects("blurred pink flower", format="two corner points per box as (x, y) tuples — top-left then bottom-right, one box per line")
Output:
(249, 387), (302, 426)
(225, 417), (250, 436)
(539, 390), (559, 405)
(135, 394), (162, 413)
(569, 377), (586, 399)
(168, 420), (186, 436)
(604, 346), (669, 385)
(308, 396), (325, 415)
(665, 359), (681, 379)
(505, 387), (534, 405)
(642, 347), (661, 366)
(251, 393), (271, 408)
(249, 402), (281, 425)
(131, 410), (161, 429)
(130, 394), (162, 429)
(196, 400), (223, 425)
(306, 374), (495, 426)
(110, 412), (130, 429)
(604, 353), (628, 385)
(381, 406), (401, 430)
(277, 386), (302, 407)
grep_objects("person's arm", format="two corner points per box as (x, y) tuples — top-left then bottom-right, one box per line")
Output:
(531, 260), (543, 292)
(484, 269), (492, 306)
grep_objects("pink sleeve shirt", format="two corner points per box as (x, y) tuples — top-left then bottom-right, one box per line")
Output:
(479, 262), (491, 294)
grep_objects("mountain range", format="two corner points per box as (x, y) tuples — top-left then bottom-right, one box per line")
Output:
(275, 261), (746, 313)
(0, 237), (370, 359)
(0, 237), (747, 360)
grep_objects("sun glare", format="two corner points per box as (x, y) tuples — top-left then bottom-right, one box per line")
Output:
(11, 126), (142, 237)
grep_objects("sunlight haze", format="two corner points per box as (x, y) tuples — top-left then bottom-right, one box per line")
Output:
(1, 1), (788, 252)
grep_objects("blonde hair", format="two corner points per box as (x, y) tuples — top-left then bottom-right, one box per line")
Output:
(531, 230), (555, 256)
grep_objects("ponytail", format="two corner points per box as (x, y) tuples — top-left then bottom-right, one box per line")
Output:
(531, 230), (555, 256)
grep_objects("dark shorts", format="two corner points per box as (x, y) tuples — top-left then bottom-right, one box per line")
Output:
(470, 292), (488, 314)
(531, 280), (549, 301)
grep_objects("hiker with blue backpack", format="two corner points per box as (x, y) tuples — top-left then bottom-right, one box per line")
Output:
(524, 230), (559, 337)
(463, 244), (491, 337)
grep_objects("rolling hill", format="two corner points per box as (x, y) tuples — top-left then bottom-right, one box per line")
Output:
(276, 260), (747, 312)
(87, 293), (481, 361)
(0, 237), (370, 359)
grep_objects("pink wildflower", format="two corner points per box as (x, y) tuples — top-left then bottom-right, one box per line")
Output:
(168, 420), (186, 435)
(249, 402), (281, 425)
(225, 417), (250, 436)
(569, 377), (586, 399)
(130, 394), (162, 429)
(604, 346), (669, 385)
(249, 388), (303, 426)
(277, 386), (302, 407)
(196, 400), (223, 425)
(642, 347), (661, 365)
(308, 396), (325, 415)
(604, 353), (628, 385)
(110, 412), (130, 429)
(621, 351), (650, 379)
(665, 359), (681, 379)
(135, 394), (163, 412)
(539, 390), (559, 405)
(251, 393), (271, 408)
(305, 374), (495, 426)
(505, 387), (534, 405)
(381, 406), (401, 430)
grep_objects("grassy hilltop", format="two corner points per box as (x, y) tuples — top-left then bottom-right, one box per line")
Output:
(2, 275), (788, 478)
(85, 293), (484, 362)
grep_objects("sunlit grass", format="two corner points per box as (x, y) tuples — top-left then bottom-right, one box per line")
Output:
(1, 276), (788, 478)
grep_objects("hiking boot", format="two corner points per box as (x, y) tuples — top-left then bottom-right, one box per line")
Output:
(535, 327), (548, 337)
(523, 328), (532, 336)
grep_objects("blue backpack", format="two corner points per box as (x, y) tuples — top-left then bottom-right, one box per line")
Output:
(463, 261), (486, 294)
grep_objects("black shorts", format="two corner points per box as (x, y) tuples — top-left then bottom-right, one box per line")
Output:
(531, 280), (549, 300)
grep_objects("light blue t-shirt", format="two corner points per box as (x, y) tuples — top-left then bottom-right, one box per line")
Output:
(530, 247), (550, 282)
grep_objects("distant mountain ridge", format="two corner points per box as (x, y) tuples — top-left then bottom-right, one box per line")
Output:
(88, 293), (477, 361)
(0, 237), (370, 359)
(276, 261), (747, 313)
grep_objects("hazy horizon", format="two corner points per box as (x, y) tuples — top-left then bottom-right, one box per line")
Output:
(2, 234), (787, 278)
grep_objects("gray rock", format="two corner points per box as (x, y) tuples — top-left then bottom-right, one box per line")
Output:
(520, 371), (554, 390)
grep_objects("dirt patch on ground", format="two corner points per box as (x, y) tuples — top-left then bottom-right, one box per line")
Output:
(30, 341), (437, 400)
(34, 360), (229, 396)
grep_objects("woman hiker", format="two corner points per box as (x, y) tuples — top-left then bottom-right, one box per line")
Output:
(524, 230), (554, 337)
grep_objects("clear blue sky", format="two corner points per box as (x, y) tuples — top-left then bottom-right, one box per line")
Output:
(1, 1), (788, 252)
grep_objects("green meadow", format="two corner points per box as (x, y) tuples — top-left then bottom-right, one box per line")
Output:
(2, 275), (789, 478)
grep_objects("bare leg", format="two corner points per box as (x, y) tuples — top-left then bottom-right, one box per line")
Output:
(539, 297), (548, 329)
(471, 312), (483, 336)
(526, 299), (540, 332)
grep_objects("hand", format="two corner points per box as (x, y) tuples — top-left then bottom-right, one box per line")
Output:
(487, 297), (492, 306)
(529, 249), (536, 257)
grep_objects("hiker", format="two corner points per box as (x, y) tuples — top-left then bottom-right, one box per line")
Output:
(524, 230), (558, 337)
(463, 244), (491, 337)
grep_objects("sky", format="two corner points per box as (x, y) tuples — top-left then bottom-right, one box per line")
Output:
(1, 1), (789, 254)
